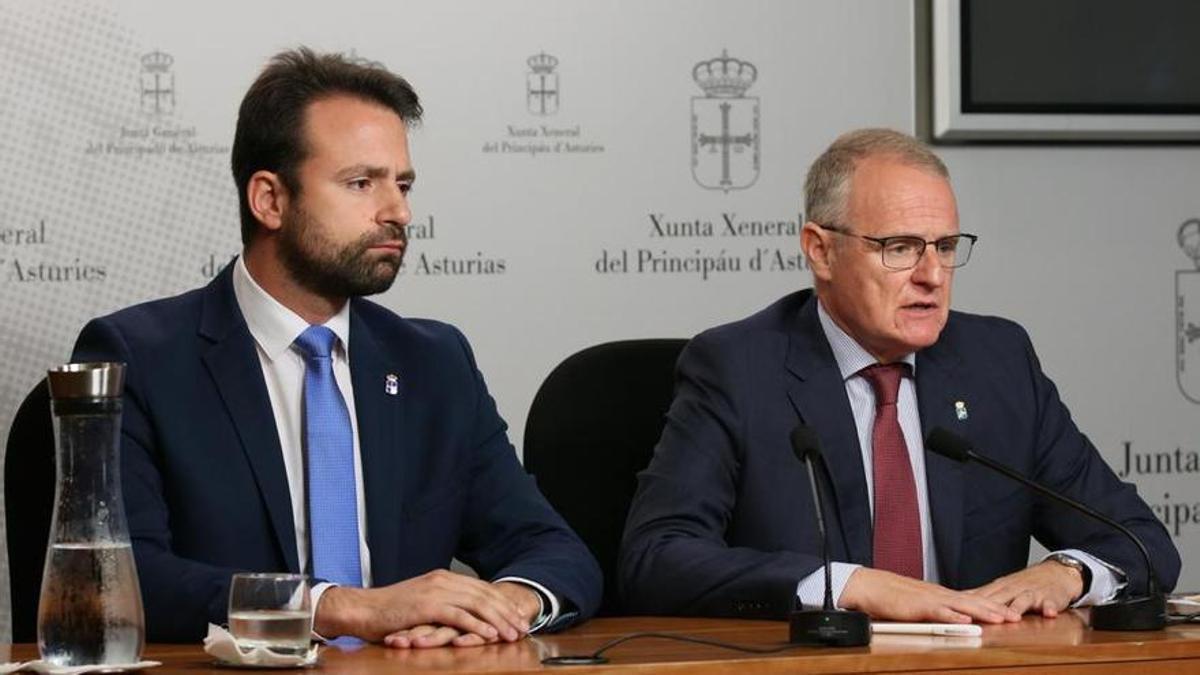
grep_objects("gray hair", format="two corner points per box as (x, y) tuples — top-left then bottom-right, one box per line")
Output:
(804, 128), (949, 227)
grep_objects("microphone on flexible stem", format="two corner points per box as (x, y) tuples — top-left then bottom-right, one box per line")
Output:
(788, 425), (871, 646)
(924, 427), (1166, 631)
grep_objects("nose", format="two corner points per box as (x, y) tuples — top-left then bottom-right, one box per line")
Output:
(377, 183), (411, 230)
(910, 243), (945, 287)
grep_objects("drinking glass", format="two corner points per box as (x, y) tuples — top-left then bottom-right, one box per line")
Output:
(227, 573), (311, 655)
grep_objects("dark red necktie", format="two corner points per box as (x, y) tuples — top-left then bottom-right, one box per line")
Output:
(860, 363), (924, 579)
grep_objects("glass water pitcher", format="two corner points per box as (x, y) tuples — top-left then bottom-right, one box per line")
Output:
(38, 362), (144, 666)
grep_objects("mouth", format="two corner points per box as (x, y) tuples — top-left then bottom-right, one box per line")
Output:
(368, 241), (405, 252)
(902, 301), (939, 313)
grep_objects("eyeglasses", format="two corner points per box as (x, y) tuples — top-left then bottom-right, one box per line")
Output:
(816, 224), (978, 271)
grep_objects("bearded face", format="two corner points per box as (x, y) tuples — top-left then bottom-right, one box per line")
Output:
(277, 201), (407, 299)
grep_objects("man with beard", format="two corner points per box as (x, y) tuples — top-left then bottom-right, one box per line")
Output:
(70, 48), (601, 646)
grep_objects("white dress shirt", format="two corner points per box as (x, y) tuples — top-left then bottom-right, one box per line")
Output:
(231, 257), (557, 631)
(796, 300), (1124, 609)
(232, 257), (372, 595)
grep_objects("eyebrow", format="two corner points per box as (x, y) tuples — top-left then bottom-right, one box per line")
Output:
(335, 164), (416, 183)
(867, 234), (960, 241)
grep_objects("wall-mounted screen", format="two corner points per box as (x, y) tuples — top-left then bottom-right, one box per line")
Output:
(930, 0), (1200, 141)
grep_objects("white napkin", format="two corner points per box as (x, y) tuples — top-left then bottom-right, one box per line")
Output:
(13, 659), (160, 674)
(203, 624), (319, 668)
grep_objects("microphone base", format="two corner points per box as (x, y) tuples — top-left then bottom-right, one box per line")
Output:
(1090, 594), (1167, 631)
(789, 609), (871, 646)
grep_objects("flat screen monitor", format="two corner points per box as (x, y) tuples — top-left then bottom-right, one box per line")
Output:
(929, 0), (1200, 141)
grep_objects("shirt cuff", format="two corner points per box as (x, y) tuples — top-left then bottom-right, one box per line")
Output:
(493, 576), (559, 633)
(796, 563), (861, 610)
(1044, 549), (1127, 607)
(309, 581), (336, 641)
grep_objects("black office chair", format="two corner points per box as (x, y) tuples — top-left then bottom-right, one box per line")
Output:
(523, 339), (686, 615)
(5, 378), (55, 642)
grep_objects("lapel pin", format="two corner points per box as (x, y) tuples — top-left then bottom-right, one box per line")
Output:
(385, 373), (400, 396)
(954, 400), (968, 421)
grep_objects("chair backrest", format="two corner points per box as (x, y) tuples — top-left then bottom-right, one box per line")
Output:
(523, 339), (686, 615)
(5, 379), (55, 643)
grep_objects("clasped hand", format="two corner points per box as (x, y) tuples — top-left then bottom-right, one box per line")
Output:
(840, 560), (1082, 623)
(967, 560), (1084, 618)
(313, 570), (542, 648)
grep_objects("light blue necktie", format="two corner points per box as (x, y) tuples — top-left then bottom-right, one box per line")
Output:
(295, 325), (363, 587)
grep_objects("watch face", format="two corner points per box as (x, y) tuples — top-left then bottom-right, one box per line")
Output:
(1049, 554), (1092, 600)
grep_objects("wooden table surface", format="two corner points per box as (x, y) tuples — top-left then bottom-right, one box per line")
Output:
(8, 613), (1200, 674)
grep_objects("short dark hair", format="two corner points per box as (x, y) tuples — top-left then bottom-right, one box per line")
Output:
(231, 47), (423, 245)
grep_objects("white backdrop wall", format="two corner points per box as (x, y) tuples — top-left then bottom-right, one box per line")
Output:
(1, 0), (1197, 639)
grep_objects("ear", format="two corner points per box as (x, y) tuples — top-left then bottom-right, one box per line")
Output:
(801, 222), (836, 283)
(246, 170), (290, 233)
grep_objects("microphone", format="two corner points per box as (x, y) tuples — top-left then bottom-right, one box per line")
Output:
(925, 427), (1166, 631)
(788, 425), (870, 646)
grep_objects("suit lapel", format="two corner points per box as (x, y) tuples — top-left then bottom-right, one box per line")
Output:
(348, 302), (405, 584)
(915, 338), (968, 588)
(198, 266), (299, 573)
(784, 295), (874, 565)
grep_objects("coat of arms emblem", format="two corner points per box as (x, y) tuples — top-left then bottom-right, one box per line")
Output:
(691, 50), (759, 192)
(140, 51), (175, 115)
(526, 52), (559, 116)
(1177, 218), (1200, 403)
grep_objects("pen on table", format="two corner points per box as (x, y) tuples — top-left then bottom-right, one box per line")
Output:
(871, 623), (983, 637)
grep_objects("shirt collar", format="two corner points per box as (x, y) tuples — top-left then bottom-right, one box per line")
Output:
(815, 298), (917, 381)
(232, 256), (351, 361)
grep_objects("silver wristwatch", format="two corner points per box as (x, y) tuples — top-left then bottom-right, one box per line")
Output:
(1047, 553), (1092, 601)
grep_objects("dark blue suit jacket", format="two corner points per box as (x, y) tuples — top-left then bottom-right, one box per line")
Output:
(72, 265), (601, 641)
(619, 289), (1179, 617)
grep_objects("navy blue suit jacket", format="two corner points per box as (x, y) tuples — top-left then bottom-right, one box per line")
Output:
(72, 265), (601, 642)
(619, 289), (1179, 617)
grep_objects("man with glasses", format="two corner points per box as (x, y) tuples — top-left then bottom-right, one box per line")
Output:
(620, 128), (1177, 623)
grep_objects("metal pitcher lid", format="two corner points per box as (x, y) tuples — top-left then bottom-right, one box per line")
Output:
(46, 362), (125, 399)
